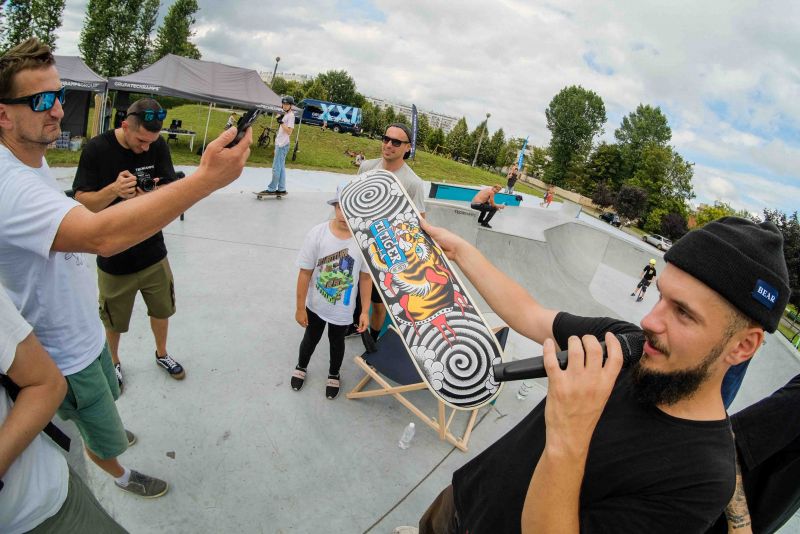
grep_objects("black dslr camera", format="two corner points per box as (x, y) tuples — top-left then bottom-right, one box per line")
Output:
(135, 170), (156, 192)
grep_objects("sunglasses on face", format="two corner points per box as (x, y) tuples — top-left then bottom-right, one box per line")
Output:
(126, 108), (167, 122)
(382, 135), (408, 147)
(0, 87), (66, 112)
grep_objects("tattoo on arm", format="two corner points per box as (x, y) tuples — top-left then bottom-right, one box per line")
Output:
(725, 451), (752, 532)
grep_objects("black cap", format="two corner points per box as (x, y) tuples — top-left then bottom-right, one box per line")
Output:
(664, 217), (790, 332)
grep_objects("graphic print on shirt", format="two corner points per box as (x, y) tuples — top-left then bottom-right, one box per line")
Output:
(315, 248), (356, 305)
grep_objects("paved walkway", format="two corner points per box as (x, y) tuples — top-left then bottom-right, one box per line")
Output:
(48, 166), (800, 533)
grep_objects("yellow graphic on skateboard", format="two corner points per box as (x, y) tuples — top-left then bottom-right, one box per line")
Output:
(340, 170), (504, 410)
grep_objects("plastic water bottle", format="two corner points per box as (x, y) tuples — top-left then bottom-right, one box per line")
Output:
(398, 422), (416, 449)
(517, 380), (534, 400)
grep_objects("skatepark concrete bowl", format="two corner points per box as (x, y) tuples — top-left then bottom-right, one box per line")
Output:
(48, 166), (800, 533)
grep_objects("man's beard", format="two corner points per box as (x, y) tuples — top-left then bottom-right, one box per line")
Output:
(630, 333), (725, 406)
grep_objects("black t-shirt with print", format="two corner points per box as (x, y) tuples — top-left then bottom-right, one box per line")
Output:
(452, 312), (736, 534)
(642, 264), (657, 280)
(72, 130), (176, 275)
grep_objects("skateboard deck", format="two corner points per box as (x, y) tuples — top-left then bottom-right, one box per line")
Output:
(253, 191), (284, 200)
(340, 170), (505, 410)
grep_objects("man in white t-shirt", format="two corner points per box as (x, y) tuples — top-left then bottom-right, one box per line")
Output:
(258, 95), (296, 196)
(0, 287), (125, 533)
(0, 38), (250, 500)
(356, 123), (427, 339)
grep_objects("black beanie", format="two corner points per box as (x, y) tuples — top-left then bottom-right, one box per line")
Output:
(664, 217), (790, 333)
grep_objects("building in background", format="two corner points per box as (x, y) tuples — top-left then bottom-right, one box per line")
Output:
(259, 71), (314, 84)
(364, 96), (458, 133)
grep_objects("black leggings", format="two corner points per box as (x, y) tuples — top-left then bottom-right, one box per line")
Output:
(297, 307), (348, 376)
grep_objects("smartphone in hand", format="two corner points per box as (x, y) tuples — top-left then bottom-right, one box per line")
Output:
(226, 108), (264, 148)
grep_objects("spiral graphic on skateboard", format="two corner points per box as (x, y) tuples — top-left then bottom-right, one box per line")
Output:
(340, 170), (504, 410)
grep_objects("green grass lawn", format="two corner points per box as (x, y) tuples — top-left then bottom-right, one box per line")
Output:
(47, 103), (544, 198)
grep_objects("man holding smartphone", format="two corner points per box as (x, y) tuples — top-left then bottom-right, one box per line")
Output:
(72, 98), (185, 392)
(258, 95), (295, 196)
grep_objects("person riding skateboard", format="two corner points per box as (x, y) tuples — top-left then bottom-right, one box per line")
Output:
(258, 95), (295, 197)
(631, 259), (658, 302)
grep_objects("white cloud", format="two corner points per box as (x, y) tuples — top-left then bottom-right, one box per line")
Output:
(53, 0), (800, 214)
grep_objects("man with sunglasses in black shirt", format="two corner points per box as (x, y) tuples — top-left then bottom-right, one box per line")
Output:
(72, 98), (186, 393)
(355, 123), (427, 339)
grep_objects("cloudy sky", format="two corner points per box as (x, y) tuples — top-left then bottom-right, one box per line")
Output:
(56, 0), (799, 215)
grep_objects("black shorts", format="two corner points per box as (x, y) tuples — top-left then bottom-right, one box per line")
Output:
(637, 279), (652, 289)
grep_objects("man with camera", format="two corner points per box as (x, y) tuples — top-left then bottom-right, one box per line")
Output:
(72, 98), (185, 392)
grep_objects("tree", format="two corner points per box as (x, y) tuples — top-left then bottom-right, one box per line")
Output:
(526, 146), (549, 179)
(315, 70), (360, 107)
(129, 0), (159, 71)
(760, 210), (800, 307)
(445, 117), (469, 161)
(415, 113), (431, 150)
(2, 0), (66, 52)
(695, 201), (737, 227)
(153, 0), (200, 61)
(468, 119), (489, 166)
(585, 142), (622, 195)
(303, 78), (327, 101)
(426, 127), (445, 152)
(30, 0), (65, 51)
(359, 101), (380, 137)
(660, 213), (688, 241)
(544, 85), (606, 187)
(643, 207), (669, 234)
(615, 104), (672, 179)
(380, 106), (396, 133)
(2, 0), (32, 52)
(629, 144), (694, 218)
(78, 0), (142, 77)
(614, 185), (648, 223)
(591, 182), (615, 209)
(483, 127), (505, 167)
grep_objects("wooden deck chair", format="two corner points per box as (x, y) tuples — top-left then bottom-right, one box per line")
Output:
(347, 325), (510, 452)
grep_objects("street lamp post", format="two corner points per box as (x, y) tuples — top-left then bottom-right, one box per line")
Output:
(271, 57), (281, 87)
(472, 112), (491, 167)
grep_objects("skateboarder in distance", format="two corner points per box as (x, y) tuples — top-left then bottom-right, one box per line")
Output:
(470, 185), (505, 228)
(631, 259), (657, 302)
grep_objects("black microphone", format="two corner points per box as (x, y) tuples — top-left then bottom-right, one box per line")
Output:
(492, 332), (644, 382)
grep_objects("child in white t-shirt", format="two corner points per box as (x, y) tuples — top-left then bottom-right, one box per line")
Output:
(292, 185), (371, 399)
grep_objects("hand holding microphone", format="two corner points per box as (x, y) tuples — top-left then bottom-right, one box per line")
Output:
(492, 331), (644, 382)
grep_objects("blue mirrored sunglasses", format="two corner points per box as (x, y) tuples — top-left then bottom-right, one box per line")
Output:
(126, 108), (167, 122)
(0, 87), (66, 112)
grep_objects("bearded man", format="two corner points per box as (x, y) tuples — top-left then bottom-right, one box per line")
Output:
(414, 216), (790, 534)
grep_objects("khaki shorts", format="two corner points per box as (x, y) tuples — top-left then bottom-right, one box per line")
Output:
(98, 257), (176, 333)
(57, 344), (127, 459)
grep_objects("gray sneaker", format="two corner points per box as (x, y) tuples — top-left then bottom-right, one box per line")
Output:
(115, 470), (169, 498)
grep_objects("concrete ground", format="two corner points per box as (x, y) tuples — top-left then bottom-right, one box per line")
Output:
(49, 166), (800, 533)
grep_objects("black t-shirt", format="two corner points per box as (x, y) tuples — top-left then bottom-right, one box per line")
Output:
(452, 312), (736, 534)
(729, 374), (800, 532)
(72, 130), (176, 275)
(642, 264), (657, 280)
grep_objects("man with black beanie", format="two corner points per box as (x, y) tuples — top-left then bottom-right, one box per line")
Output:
(412, 216), (790, 534)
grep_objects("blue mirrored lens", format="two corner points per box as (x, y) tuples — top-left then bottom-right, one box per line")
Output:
(30, 88), (65, 111)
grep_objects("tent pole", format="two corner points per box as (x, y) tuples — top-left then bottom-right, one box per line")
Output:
(201, 102), (213, 153)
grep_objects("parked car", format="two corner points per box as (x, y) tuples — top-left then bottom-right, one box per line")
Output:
(643, 234), (672, 251)
(600, 212), (621, 227)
